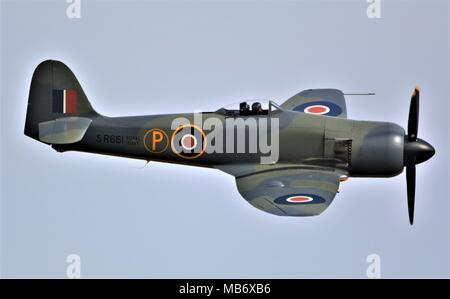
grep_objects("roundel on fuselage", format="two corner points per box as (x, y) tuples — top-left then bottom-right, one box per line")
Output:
(171, 124), (207, 159)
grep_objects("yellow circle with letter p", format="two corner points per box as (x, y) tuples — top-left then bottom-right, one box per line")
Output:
(143, 128), (169, 153)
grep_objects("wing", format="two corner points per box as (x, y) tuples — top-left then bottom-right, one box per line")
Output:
(281, 89), (347, 118)
(236, 168), (342, 216)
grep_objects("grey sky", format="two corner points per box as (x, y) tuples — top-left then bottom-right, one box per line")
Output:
(1, 0), (449, 278)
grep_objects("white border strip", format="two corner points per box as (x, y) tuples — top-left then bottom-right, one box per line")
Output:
(63, 89), (66, 113)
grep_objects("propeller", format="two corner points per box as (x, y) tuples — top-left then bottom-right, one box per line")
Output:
(403, 85), (435, 225)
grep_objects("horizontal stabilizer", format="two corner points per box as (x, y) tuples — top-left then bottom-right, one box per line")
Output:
(38, 117), (92, 144)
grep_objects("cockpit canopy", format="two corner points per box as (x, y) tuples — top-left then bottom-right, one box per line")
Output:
(216, 100), (281, 117)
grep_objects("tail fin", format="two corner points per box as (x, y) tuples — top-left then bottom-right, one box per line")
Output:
(24, 60), (97, 144)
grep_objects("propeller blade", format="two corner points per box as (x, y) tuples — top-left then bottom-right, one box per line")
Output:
(408, 85), (420, 141)
(406, 158), (416, 225)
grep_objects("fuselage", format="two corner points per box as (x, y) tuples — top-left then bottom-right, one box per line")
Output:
(53, 109), (406, 178)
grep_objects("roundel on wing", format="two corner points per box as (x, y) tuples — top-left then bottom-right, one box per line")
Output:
(274, 194), (326, 205)
(293, 101), (342, 117)
(171, 124), (207, 159)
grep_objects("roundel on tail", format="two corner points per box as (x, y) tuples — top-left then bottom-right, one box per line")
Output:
(293, 101), (343, 117)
